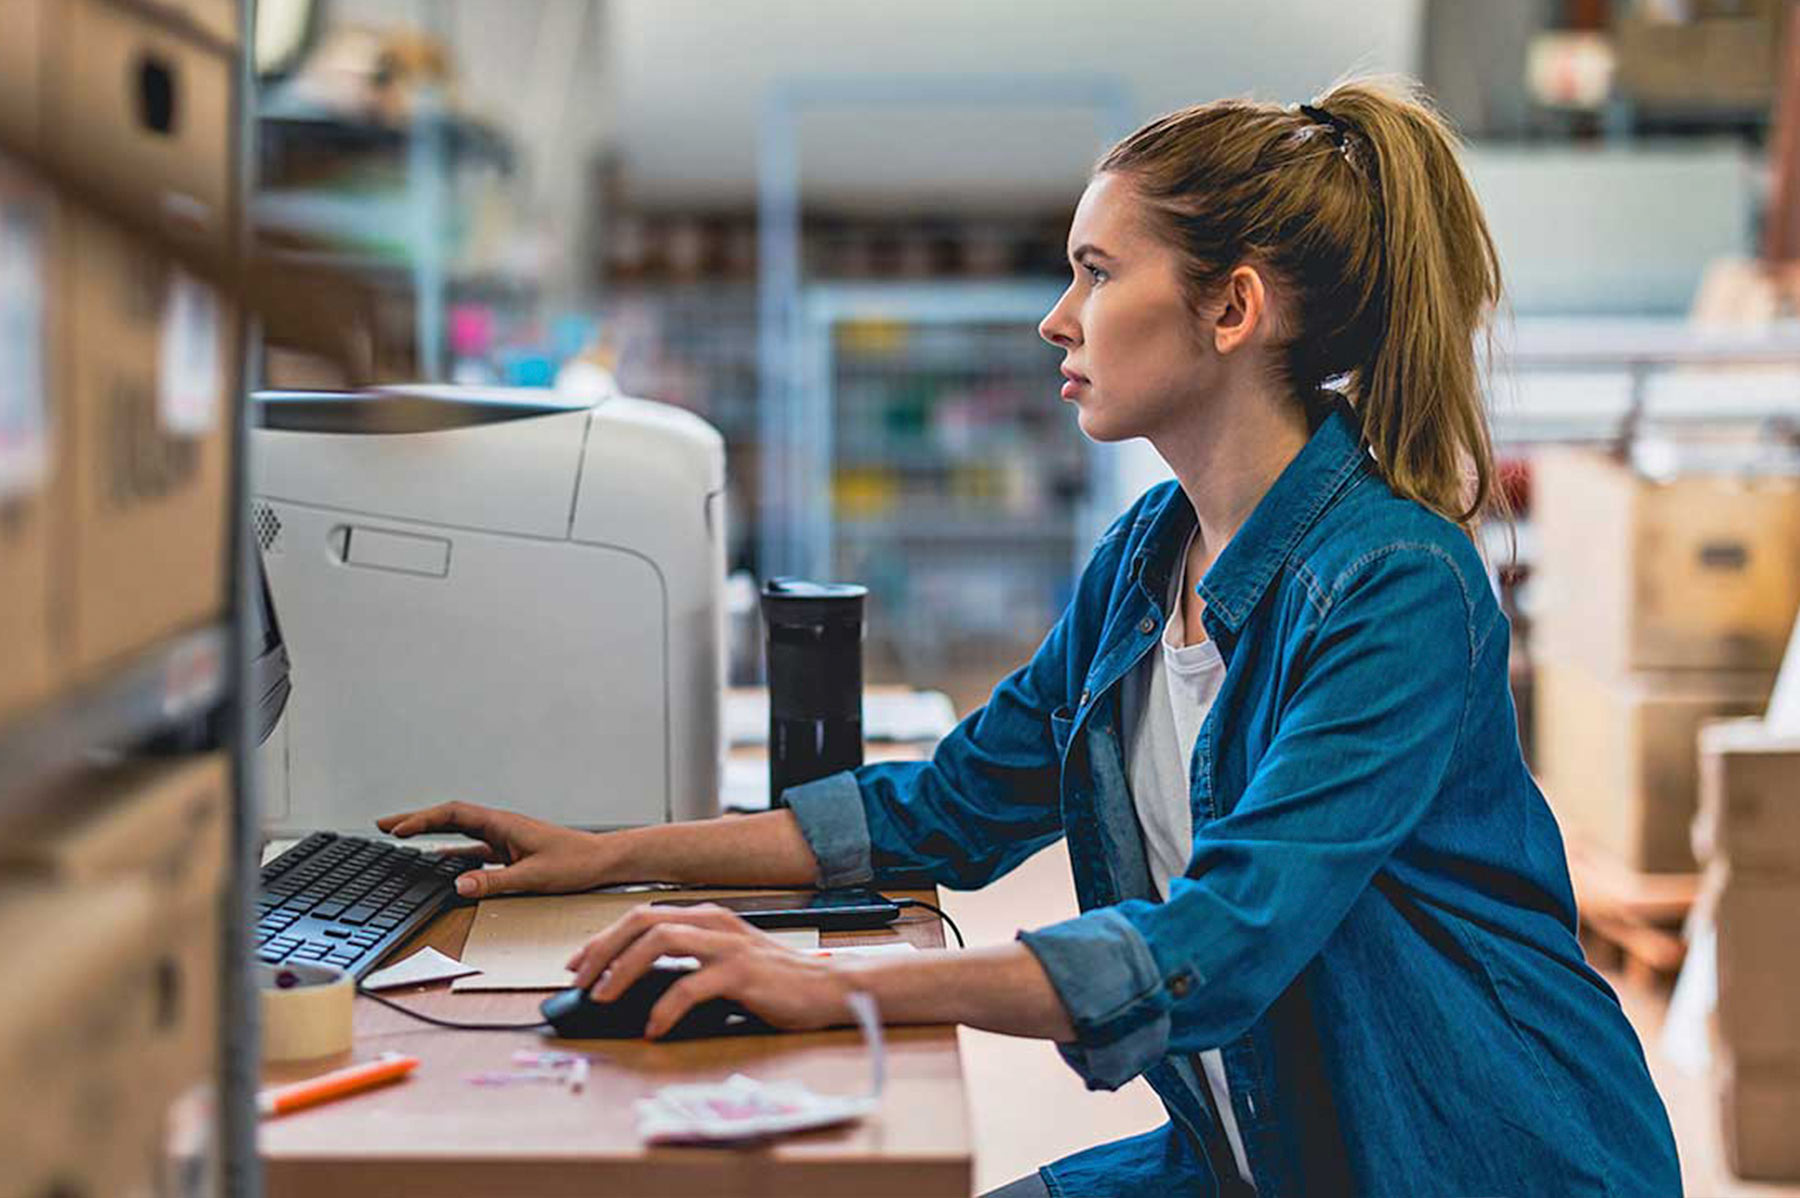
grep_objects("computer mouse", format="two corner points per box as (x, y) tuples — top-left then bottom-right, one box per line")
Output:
(539, 964), (767, 1040)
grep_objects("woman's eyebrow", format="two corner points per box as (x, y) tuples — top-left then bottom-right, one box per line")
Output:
(1069, 243), (1116, 264)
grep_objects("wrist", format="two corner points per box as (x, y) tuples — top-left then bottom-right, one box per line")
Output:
(585, 825), (646, 885)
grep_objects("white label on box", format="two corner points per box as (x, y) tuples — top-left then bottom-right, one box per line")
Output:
(0, 198), (48, 498)
(158, 270), (223, 436)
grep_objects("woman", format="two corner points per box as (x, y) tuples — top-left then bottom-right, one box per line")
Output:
(382, 77), (1680, 1197)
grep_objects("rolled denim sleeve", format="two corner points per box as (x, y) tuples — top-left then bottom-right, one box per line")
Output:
(783, 770), (874, 888)
(1021, 546), (1481, 1089)
(1018, 907), (1173, 1090)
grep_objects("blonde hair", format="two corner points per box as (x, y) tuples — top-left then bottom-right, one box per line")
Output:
(1097, 76), (1503, 530)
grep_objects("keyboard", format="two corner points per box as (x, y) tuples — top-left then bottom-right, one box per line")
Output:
(256, 832), (479, 979)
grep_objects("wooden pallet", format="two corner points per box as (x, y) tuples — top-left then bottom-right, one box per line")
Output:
(1567, 841), (1700, 989)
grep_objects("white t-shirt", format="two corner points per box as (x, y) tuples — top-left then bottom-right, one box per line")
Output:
(1121, 536), (1255, 1190)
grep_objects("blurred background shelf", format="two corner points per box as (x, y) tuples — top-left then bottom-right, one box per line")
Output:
(0, 624), (230, 807)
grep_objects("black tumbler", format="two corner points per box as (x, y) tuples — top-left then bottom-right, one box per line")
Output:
(761, 579), (867, 807)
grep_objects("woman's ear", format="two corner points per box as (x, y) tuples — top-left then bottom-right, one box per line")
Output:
(1212, 265), (1268, 357)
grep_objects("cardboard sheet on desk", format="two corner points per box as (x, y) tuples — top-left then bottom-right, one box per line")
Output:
(451, 890), (819, 991)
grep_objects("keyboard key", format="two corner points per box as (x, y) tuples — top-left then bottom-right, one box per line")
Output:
(321, 927), (351, 939)
(340, 906), (377, 926)
(312, 900), (349, 920)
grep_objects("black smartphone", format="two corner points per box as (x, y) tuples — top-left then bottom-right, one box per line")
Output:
(652, 888), (901, 931)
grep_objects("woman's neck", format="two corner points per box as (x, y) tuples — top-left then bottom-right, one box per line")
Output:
(1151, 383), (1315, 573)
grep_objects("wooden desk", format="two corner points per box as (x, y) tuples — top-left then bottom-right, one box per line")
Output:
(260, 889), (971, 1198)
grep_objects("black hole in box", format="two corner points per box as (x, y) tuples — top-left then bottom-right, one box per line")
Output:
(136, 55), (178, 136)
(155, 956), (182, 1028)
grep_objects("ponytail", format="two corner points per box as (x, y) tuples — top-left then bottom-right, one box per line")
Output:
(1319, 79), (1502, 526)
(1097, 75), (1504, 530)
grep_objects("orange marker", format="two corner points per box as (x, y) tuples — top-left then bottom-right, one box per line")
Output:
(258, 1052), (420, 1117)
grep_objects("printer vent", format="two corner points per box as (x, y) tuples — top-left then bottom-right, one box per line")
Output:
(252, 501), (284, 554)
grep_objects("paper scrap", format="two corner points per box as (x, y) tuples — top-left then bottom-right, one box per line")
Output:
(635, 991), (884, 1143)
(362, 946), (482, 991)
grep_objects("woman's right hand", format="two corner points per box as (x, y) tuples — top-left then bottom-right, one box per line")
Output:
(375, 801), (617, 899)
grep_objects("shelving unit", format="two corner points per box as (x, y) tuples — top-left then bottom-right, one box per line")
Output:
(254, 86), (526, 381)
(0, 625), (229, 798)
(775, 281), (1106, 685)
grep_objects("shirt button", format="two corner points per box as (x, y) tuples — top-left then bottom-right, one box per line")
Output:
(1138, 616), (1156, 635)
(1168, 973), (1192, 998)
(1078, 689), (1090, 706)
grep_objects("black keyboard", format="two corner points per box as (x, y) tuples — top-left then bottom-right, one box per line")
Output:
(255, 832), (479, 979)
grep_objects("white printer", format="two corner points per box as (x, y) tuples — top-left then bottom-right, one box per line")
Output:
(251, 385), (726, 834)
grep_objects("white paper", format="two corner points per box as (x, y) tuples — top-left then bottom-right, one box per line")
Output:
(1660, 918), (1716, 1077)
(811, 942), (918, 959)
(157, 270), (223, 435)
(361, 946), (482, 991)
(0, 195), (49, 498)
(649, 928), (821, 972)
(1766, 612), (1800, 737)
(724, 688), (959, 746)
(721, 756), (771, 812)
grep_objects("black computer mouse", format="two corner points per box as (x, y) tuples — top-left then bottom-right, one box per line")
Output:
(540, 964), (766, 1040)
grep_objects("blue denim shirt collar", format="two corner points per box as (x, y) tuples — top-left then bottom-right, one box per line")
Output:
(1128, 397), (1368, 638)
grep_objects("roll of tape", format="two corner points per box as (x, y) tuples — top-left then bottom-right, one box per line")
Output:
(260, 962), (354, 1062)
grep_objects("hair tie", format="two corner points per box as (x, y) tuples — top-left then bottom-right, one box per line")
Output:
(1298, 103), (1352, 149)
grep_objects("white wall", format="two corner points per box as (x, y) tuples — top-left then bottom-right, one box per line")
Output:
(608, 0), (1425, 207)
(1465, 143), (1756, 316)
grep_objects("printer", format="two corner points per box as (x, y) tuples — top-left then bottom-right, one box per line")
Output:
(252, 385), (726, 834)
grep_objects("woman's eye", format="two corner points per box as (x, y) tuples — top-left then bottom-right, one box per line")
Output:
(1083, 263), (1108, 284)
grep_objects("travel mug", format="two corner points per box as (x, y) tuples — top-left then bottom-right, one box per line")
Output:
(761, 579), (867, 807)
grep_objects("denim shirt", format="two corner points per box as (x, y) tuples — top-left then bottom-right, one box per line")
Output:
(786, 400), (1680, 1197)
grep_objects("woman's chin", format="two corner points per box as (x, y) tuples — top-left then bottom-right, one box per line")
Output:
(1073, 401), (1136, 444)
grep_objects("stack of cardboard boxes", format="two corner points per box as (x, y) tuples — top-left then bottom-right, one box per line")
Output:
(0, 1), (243, 1194)
(1696, 716), (1800, 1179)
(1614, 0), (1789, 115)
(0, 0), (241, 721)
(1531, 449), (1800, 874)
(0, 756), (232, 1196)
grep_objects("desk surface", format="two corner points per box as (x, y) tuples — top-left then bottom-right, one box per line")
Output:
(260, 888), (971, 1198)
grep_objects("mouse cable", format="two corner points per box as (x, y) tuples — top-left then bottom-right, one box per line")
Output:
(892, 898), (965, 949)
(357, 986), (551, 1032)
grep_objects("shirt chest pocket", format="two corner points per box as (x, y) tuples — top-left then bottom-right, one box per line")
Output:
(1049, 705), (1076, 755)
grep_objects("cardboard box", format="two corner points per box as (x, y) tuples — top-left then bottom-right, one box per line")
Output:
(1718, 1054), (1800, 1180)
(0, 0), (47, 158)
(1533, 658), (1773, 872)
(1615, 13), (1785, 111)
(46, 0), (237, 259)
(1712, 872), (1800, 1061)
(0, 754), (230, 1099)
(1697, 718), (1800, 873)
(0, 881), (163, 1198)
(139, 0), (244, 50)
(0, 158), (61, 723)
(59, 206), (233, 679)
(0, 753), (229, 906)
(1533, 449), (1800, 674)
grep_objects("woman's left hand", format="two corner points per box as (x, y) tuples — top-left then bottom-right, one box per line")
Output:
(565, 904), (853, 1039)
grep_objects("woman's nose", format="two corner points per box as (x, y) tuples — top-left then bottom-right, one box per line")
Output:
(1039, 293), (1079, 348)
